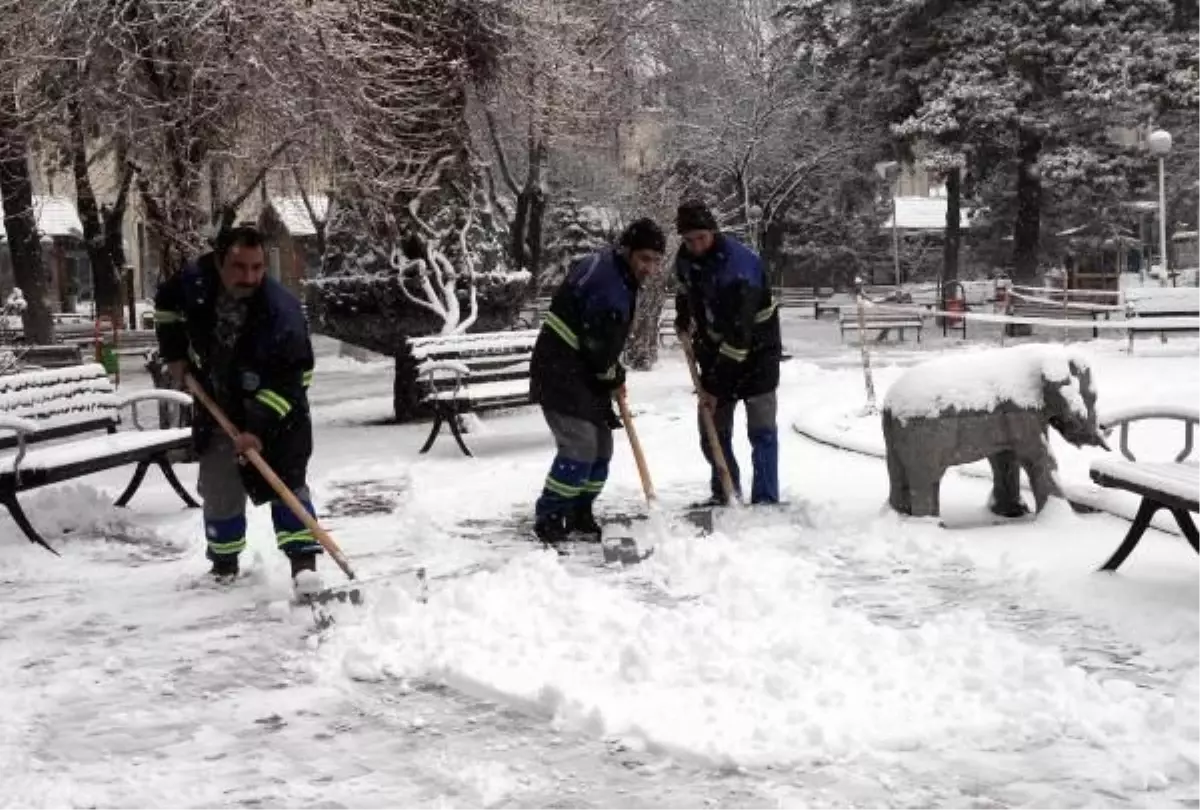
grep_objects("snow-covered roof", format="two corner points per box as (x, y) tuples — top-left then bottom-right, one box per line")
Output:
(0, 196), (83, 241)
(881, 196), (972, 231)
(269, 195), (329, 236)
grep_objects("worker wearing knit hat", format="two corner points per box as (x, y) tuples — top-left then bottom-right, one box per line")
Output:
(672, 199), (782, 507)
(528, 215), (665, 549)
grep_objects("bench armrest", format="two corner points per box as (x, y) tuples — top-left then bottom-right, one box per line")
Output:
(1098, 404), (1199, 463)
(116, 389), (194, 431)
(0, 414), (37, 478)
(0, 414), (38, 437)
(116, 389), (194, 409)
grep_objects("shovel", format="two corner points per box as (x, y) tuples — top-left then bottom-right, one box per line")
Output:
(678, 335), (742, 509)
(606, 390), (660, 565)
(184, 375), (362, 606)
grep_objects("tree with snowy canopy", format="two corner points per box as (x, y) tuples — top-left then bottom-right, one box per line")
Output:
(784, 0), (1198, 283)
(311, 0), (531, 354)
(540, 195), (620, 293)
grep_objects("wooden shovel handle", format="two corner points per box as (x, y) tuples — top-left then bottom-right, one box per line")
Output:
(184, 374), (356, 581)
(616, 391), (656, 504)
(678, 337), (741, 506)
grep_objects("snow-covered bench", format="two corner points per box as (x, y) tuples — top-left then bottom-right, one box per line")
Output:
(1089, 404), (1199, 572)
(837, 305), (924, 343)
(1005, 294), (1114, 339)
(0, 364), (198, 554)
(11, 344), (85, 370)
(410, 330), (540, 456)
(1124, 293), (1200, 351)
(514, 297), (552, 330)
(775, 287), (818, 318)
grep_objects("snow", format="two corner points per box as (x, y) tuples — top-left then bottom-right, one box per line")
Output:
(1126, 287), (1200, 315)
(881, 196), (973, 231)
(427, 378), (530, 403)
(269, 194), (329, 236)
(1090, 457), (1200, 506)
(0, 428), (190, 472)
(409, 330), (540, 359)
(882, 344), (1090, 422)
(0, 196), (83, 240)
(0, 327), (1196, 806)
(0, 364), (120, 430)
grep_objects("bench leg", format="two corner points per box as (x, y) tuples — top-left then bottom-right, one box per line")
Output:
(158, 458), (200, 508)
(1170, 508), (1199, 553)
(0, 488), (60, 556)
(114, 460), (151, 507)
(448, 411), (473, 457)
(418, 412), (445, 454)
(1099, 497), (1160, 572)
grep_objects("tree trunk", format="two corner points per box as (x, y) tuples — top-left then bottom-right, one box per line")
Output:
(0, 93), (53, 344)
(625, 271), (667, 371)
(68, 100), (123, 326)
(942, 166), (961, 282)
(1012, 131), (1042, 283)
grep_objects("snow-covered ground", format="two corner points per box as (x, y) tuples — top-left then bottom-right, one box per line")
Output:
(1, 313), (1197, 807)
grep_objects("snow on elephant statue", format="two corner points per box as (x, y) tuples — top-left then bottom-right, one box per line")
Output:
(882, 345), (1108, 518)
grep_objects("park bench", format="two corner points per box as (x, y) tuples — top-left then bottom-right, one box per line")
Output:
(9, 344), (85, 370)
(837, 304), (924, 343)
(657, 300), (677, 347)
(1089, 404), (1198, 572)
(410, 329), (539, 457)
(1124, 294), (1200, 351)
(774, 287), (818, 318)
(1004, 293), (1113, 339)
(514, 296), (552, 330)
(0, 363), (198, 554)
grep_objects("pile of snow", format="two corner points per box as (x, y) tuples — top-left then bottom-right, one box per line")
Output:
(1125, 286), (1200, 314)
(321, 528), (1190, 786)
(882, 345), (1090, 422)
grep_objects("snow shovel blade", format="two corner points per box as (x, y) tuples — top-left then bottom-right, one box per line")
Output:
(295, 579), (366, 608)
(600, 536), (652, 565)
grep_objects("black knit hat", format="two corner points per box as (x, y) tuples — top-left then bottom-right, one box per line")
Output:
(676, 200), (718, 234)
(619, 217), (666, 253)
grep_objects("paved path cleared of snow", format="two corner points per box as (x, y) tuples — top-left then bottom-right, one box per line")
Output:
(0, 323), (1196, 807)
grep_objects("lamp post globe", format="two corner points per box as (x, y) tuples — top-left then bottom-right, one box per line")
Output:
(1148, 130), (1172, 156)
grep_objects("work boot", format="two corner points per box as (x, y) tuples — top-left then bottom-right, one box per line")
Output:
(209, 555), (239, 584)
(534, 513), (570, 548)
(289, 552), (318, 578)
(569, 504), (602, 543)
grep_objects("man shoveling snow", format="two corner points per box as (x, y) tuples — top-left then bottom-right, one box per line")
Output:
(154, 225), (324, 593)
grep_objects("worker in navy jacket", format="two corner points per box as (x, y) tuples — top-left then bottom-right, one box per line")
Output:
(673, 200), (782, 506)
(154, 225), (321, 586)
(529, 218), (666, 546)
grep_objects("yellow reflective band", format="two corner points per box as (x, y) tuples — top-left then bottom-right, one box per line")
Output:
(706, 327), (723, 343)
(719, 342), (749, 362)
(543, 312), (580, 350)
(755, 302), (778, 323)
(255, 388), (292, 418)
(582, 480), (605, 493)
(544, 476), (582, 498)
(302, 369), (314, 387)
(188, 347), (203, 369)
(207, 538), (246, 554)
(277, 529), (314, 547)
(154, 309), (186, 324)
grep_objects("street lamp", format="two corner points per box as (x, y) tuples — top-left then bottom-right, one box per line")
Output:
(1148, 129), (1172, 286)
(875, 160), (901, 288)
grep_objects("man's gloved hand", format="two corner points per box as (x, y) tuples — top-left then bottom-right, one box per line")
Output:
(700, 359), (737, 403)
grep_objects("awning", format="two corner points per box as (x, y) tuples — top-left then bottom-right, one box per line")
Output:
(881, 196), (972, 231)
(0, 196), (84, 241)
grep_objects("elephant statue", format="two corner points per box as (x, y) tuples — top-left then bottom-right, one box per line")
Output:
(881, 348), (1108, 519)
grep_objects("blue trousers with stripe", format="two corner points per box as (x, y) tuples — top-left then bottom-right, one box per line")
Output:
(535, 409), (614, 520)
(698, 391), (779, 504)
(198, 435), (324, 560)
